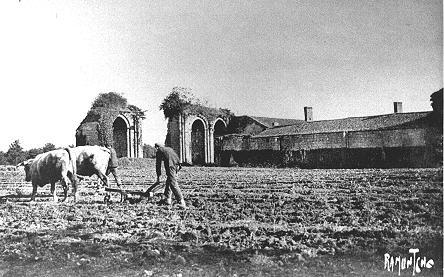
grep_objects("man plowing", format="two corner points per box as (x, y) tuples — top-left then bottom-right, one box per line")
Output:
(154, 143), (187, 209)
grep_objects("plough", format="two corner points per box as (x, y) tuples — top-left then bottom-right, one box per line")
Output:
(104, 181), (165, 203)
(75, 174), (166, 203)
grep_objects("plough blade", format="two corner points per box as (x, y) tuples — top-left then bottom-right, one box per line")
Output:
(104, 182), (165, 202)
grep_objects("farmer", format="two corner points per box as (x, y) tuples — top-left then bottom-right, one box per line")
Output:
(154, 143), (186, 209)
(104, 143), (122, 186)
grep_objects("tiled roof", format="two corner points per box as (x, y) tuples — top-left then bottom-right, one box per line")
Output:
(248, 116), (304, 128)
(254, 111), (432, 137)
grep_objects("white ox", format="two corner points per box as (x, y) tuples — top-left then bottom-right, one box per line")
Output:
(18, 145), (124, 202)
(17, 149), (75, 202)
(66, 145), (125, 202)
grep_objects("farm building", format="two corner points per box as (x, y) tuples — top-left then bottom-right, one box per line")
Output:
(76, 105), (144, 158)
(166, 89), (442, 168)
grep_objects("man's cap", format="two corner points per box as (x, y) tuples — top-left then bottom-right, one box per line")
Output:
(154, 143), (161, 148)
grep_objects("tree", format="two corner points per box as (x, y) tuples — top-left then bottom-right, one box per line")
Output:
(128, 104), (146, 119)
(6, 140), (26, 165)
(26, 148), (43, 159)
(42, 143), (56, 153)
(0, 151), (7, 165)
(159, 87), (195, 118)
(91, 92), (127, 109)
(24, 143), (57, 160)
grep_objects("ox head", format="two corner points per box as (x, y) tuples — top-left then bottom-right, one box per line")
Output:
(17, 159), (34, 182)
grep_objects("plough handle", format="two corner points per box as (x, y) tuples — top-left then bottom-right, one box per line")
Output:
(144, 181), (161, 195)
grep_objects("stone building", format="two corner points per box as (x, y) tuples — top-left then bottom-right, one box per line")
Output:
(76, 106), (144, 158)
(165, 104), (231, 164)
(165, 89), (442, 168)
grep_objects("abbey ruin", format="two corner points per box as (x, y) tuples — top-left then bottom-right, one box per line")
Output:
(165, 89), (443, 168)
(75, 95), (144, 158)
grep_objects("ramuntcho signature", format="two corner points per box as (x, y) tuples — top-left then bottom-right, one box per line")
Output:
(384, 249), (434, 276)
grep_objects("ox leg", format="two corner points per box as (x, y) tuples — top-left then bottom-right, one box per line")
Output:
(96, 170), (111, 203)
(96, 170), (108, 186)
(67, 172), (78, 203)
(109, 168), (126, 202)
(71, 182), (78, 203)
(50, 182), (58, 202)
(60, 175), (71, 203)
(30, 182), (37, 202)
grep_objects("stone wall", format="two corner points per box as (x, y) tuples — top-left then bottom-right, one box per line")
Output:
(165, 115), (181, 155)
(76, 122), (100, 146)
(219, 127), (441, 168)
(76, 108), (144, 158)
(223, 129), (428, 151)
(165, 110), (229, 165)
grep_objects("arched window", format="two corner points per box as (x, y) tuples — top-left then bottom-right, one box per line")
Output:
(191, 119), (205, 164)
(213, 119), (227, 164)
(113, 117), (128, 158)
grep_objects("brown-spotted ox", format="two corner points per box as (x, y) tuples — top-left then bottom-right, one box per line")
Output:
(17, 149), (75, 202)
(65, 145), (125, 202)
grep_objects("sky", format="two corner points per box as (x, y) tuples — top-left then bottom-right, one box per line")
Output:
(0, 0), (442, 152)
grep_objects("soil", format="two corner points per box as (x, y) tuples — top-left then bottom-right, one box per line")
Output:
(0, 160), (442, 276)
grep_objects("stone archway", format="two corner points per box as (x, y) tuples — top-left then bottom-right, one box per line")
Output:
(213, 119), (227, 165)
(113, 117), (128, 158)
(214, 119), (226, 137)
(191, 119), (206, 164)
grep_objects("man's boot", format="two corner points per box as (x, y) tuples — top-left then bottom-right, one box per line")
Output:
(158, 197), (172, 206)
(178, 199), (187, 209)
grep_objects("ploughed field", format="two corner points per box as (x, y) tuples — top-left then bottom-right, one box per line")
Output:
(0, 160), (442, 276)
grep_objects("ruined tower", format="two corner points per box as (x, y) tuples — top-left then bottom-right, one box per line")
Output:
(76, 94), (144, 158)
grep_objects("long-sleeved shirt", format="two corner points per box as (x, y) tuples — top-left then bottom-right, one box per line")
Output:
(156, 146), (180, 177)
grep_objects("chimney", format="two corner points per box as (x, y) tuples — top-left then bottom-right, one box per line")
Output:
(393, 102), (403, 113)
(304, 106), (313, 122)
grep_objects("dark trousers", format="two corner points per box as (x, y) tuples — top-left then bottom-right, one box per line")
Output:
(164, 166), (184, 202)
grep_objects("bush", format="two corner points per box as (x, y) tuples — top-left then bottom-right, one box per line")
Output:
(159, 87), (194, 118)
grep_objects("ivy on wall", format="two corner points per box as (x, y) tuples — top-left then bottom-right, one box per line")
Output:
(78, 92), (145, 147)
(160, 87), (233, 122)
